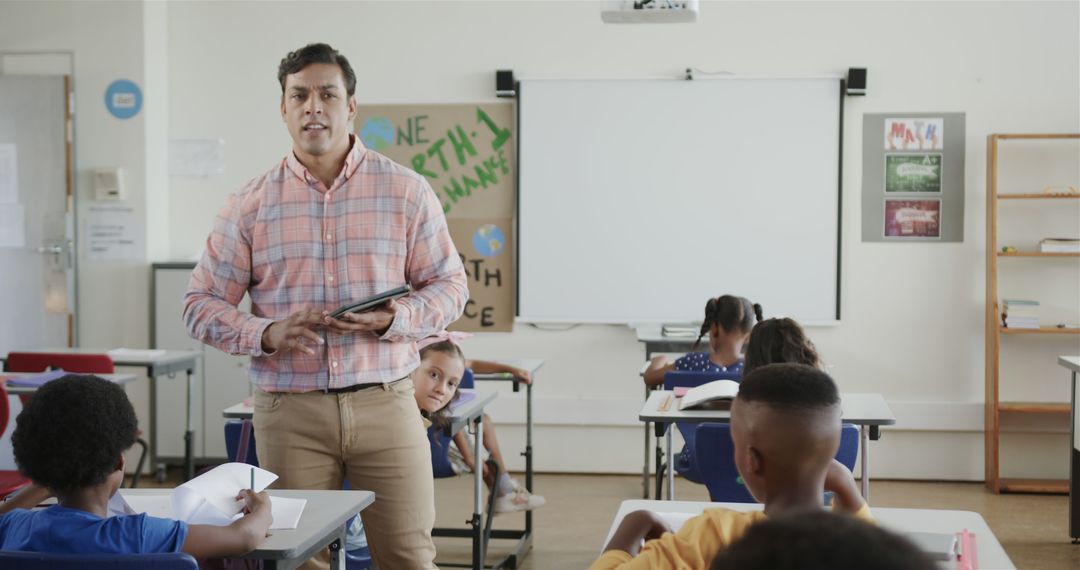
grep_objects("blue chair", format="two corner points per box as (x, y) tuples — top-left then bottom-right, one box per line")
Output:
(656, 370), (742, 498)
(695, 422), (860, 502)
(0, 551), (198, 569)
(223, 419), (371, 570)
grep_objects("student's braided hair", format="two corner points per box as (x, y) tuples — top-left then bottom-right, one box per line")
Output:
(692, 294), (763, 351)
(744, 317), (822, 375)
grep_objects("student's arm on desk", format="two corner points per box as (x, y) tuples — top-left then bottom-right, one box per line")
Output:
(825, 459), (869, 516)
(182, 490), (271, 558)
(642, 356), (674, 387)
(0, 483), (52, 514)
(467, 359), (532, 384)
(590, 510), (673, 569)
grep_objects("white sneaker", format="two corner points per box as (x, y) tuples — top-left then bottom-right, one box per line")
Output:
(493, 487), (546, 514)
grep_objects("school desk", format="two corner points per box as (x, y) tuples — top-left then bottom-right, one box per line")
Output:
(1, 348), (202, 482)
(640, 390), (896, 500)
(2, 371), (138, 395)
(120, 488), (374, 570)
(601, 499), (1015, 569)
(224, 389), (500, 570)
(1059, 355), (1080, 542)
(468, 357), (542, 569)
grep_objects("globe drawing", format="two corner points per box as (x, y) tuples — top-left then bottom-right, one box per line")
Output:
(472, 224), (505, 257)
(359, 117), (394, 151)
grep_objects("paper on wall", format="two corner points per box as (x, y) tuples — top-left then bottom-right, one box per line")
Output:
(0, 204), (25, 248)
(0, 143), (17, 204)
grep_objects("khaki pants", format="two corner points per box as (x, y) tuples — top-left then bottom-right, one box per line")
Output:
(253, 379), (437, 570)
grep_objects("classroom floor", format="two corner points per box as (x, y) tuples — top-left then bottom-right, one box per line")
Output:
(145, 470), (1077, 569)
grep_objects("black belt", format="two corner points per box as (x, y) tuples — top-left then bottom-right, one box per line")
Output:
(325, 376), (406, 394)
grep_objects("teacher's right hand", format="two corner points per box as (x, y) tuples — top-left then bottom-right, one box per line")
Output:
(261, 309), (326, 355)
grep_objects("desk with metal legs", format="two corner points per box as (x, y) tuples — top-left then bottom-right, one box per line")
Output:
(122, 489), (374, 570)
(600, 499), (1015, 569)
(469, 358), (542, 569)
(1059, 355), (1080, 543)
(640, 390), (896, 500)
(226, 389), (499, 570)
(635, 324), (702, 499)
(2, 348), (202, 481)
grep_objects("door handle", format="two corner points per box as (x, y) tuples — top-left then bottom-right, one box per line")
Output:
(37, 245), (64, 254)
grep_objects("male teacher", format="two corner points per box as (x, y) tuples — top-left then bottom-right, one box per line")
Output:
(183, 43), (467, 569)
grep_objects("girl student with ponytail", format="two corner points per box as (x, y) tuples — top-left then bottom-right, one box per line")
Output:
(643, 295), (763, 387)
(743, 317), (823, 375)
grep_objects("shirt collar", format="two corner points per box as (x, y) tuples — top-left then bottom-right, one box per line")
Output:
(285, 134), (366, 189)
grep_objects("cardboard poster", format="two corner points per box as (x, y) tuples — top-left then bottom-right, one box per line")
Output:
(355, 104), (515, 331)
(447, 218), (514, 332)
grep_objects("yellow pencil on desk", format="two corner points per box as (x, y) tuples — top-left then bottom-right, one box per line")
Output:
(658, 393), (673, 412)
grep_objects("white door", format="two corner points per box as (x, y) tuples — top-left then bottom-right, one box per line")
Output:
(0, 74), (75, 353)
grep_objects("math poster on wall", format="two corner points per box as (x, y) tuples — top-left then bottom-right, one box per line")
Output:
(861, 113), (965, 242)
(355, 104), (515, 331)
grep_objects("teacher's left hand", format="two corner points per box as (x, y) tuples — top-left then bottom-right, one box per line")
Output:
(324, 300), (397, 336)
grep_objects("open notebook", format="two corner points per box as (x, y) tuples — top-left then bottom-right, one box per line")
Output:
(114, 463), (306, 530)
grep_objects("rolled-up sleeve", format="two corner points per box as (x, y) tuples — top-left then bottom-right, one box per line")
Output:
(183, 190), (274, 357)
(382, 180), (468, 343)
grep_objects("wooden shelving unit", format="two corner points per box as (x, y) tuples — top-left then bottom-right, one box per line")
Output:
(985, 133), (1080, 495)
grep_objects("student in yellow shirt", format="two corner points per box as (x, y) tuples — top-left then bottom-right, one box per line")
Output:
(710, 510), (934, 570)
(591, 363), (868, 569)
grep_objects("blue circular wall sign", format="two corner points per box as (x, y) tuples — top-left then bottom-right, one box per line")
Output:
(105, 79), (142, 119)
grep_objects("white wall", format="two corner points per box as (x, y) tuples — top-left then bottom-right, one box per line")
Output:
(4, 1), (1078, 480)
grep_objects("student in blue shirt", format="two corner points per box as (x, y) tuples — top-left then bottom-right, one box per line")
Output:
(643, 294), (763, 386)
(0, 375), (271, 557)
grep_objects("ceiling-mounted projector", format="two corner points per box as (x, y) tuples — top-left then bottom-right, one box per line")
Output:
(601, 0), (699, 24)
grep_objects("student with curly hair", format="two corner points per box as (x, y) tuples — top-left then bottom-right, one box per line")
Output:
(0, 375), (271, 557)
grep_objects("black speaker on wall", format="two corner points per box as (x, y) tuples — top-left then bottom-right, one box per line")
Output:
(496, 70), (516, 98)
(846, 68), (867, 96)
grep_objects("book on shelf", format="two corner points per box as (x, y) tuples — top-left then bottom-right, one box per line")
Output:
(1001, 299), (1040, 328)
(1038, 238), (1080, 253)
(678, 379), (740, 411)
(662, 324), (700, 338)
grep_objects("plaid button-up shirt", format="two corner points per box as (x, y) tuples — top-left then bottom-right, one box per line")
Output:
(183, 136), (468, 392)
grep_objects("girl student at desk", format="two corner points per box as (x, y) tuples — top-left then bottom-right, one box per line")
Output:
(643, 294), (762, 387)
(344, 333), (545, 554)
(415, 333), (545, 514)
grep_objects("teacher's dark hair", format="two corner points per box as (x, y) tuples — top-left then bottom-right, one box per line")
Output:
(278, 43), (357, 97)
(693, 294), (763, 350)
(13, 375), (138, 498)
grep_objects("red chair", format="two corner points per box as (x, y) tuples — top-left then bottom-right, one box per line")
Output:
(0, 382), (31, 499)
(4, 352), (149, 487)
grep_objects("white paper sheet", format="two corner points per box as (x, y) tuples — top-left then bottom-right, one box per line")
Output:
(107, 348), (168, 360)
(117, 463), (306, 530)
(0, 204), (25, 248)
(85, 204), (143, 261)
(0, 144), (17, 204)
(173, 463), (277, 524)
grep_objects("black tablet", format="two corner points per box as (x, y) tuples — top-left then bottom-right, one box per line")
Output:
(329, 285), (411, 318)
